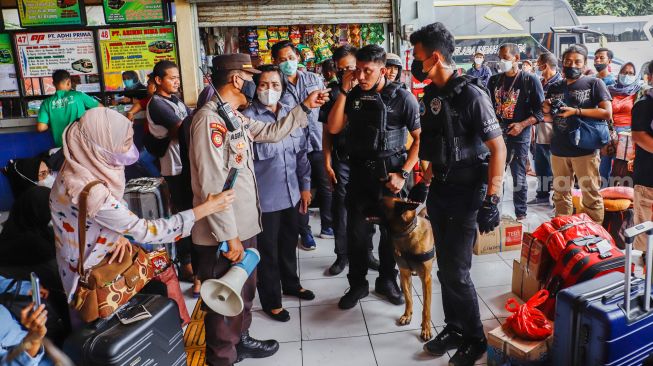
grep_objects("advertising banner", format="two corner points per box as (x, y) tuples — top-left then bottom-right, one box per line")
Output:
(0, 34), (19, 97)
(98, 26), (177, 91)
(15, 31), (98, 78)
(103, 0), (166, 24)
(17, 0), (84, 27)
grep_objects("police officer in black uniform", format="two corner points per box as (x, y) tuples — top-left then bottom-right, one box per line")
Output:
(327, 45), (422, 309)
(410, 23), (507, 366)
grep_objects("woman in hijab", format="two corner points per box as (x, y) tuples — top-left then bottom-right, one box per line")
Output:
(3, 157), (54, 198)
(49, 107), (235, 310)
(600, 62), (642, 181)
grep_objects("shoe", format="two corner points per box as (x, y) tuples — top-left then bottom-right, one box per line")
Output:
(516, 214), (527, 221)
(423, 325), (463, 357)
(263, 308), (290, 322)
(368, 252), (380, 271)
(319, 228), (335, 239)
(338, 283), (369, 309)
(374, 277), (404, 305)
(527, 197), (550, 205)
(284, 288), (315, 301)
(235, 331), (279, 362)
(448, 337), (487, 366)
(299, 233), (317, 251)
(329, 256), (348, 276)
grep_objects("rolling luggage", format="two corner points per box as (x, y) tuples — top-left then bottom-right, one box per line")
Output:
(553, 221), (653, 366)
(63, 294), (187, 366)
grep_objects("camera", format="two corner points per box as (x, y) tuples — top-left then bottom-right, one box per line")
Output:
(550, 99), (567, 116)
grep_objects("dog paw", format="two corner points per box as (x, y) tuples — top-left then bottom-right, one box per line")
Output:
(398, 314), (412, 325)
(420, 327), (433, 341)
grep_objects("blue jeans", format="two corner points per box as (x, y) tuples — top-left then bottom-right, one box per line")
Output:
(506, 140), (529, 217)
(535, 144), (552, 199)
(599, 126), (630, 186)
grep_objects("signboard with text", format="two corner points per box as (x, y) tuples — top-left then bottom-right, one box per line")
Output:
(15, 31), (98, 78)
(17, 0), (85, 27)
(103, 0), (166, 24)
(98, 26), (177, 91)
(0, 34), (19, 97)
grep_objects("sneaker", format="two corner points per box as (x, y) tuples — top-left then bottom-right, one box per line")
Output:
(423, 325), (463, 357)
(329, 256), (348, 276)
(235, 331), (279, 362)
(319, 228), (335, 239)
(374, 277), (404, 305)
(299, 233), (317, 251)
(368, 252), (380, 271)
(448, 337), (487, 366)
(338, 283), (369, 309)
(527, 197), (550, 205)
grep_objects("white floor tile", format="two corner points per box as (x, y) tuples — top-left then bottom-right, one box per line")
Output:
(301, 304), (368, 340)
(297, 237), (339, 259)
(238, 341), (302, 366)
(470, 261), (513, 288)
(300, 257), (345, 280)
(477, 286), (522, 319)
(421, 294), (495, 327)
(249, 308), (301, 343)
(497, 250), (522, 261)
(361, 296), (424, 335)
(371, 329), (451, 366)
(299, 277), (351, 306)
(251, 292), (301, 311)
(472, 253), (503, 263)
(302, 336), (377, 366)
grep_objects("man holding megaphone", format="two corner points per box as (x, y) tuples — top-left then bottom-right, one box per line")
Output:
(189, 54), (329, 366)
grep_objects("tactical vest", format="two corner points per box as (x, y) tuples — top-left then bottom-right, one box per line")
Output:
(346, 81), (408, 159)
(419, 75), (489, 172)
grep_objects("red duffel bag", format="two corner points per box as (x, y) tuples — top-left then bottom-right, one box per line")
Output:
(532, 213), (615, 261)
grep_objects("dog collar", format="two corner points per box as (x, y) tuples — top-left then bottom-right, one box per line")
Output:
(392, 217), (418, 238)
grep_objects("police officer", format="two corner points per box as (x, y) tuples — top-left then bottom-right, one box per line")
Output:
(410, 23), (506, 366)
(328, 45), (421, 309)
(189, 54), (328, 366)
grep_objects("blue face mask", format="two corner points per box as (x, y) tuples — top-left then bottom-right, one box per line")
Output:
(618, 74), (637, 86)
(279, 60), (298, 76)
(123, 79), (135, 90)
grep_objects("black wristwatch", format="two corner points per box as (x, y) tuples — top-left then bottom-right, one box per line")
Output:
(339, 85), (350, 96)
(485, 194), (500, 205)
(400, 170), (411, 180)
(300, 103), (312, 115)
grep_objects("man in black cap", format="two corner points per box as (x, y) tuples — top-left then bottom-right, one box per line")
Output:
(190, 53), (328, 366)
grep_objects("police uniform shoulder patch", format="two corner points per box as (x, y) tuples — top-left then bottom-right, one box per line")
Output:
(430, 98), (442, 116)
(210, 121), (227, 148)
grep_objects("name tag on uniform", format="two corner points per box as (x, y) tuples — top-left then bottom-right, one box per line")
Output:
(231, 131), (243, 140)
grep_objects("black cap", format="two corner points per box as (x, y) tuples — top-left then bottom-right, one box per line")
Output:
(212, 53), (261, 74)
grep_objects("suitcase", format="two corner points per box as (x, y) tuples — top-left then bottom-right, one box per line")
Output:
(553, 221), (653, 366)
(603, 208), (635, 250)
(123, 177), (175, 258)
(63, 294), (187, 366)
(542, 235), (625, 318)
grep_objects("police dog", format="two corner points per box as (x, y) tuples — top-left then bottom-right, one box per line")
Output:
(370, 197), (435, 341)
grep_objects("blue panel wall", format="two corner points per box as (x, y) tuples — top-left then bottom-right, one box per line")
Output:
(0, 132), (55, 211)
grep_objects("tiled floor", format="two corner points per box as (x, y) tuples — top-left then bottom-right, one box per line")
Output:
(178, 176), (554, 366)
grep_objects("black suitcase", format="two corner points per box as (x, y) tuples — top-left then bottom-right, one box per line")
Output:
(63, 294), (187, 366)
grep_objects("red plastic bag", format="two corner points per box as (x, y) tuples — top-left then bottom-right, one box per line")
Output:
(504, 290), (553, 341)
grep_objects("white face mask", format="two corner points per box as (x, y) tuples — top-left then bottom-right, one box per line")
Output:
(257, 88), (282, 106)
(38, 174), (55, 188)
(498, 59), (514, 73)
(474, 57), (484, 66)
(618, 74), (637, 86)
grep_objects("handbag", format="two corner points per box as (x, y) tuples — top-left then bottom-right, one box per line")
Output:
(71, 181), (154, 323)
(567, 115), (611, 150)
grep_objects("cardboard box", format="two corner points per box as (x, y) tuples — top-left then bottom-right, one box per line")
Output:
(616, 131), (635, 161)
(520, 233), (553, 280)
(487, 324), (553, 366)
(474, 217), (524, 255)
(512, 259), (545, 302)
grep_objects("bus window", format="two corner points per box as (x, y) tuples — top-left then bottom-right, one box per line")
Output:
(614, 22), (648, 42)
(557, 35), (578, 56)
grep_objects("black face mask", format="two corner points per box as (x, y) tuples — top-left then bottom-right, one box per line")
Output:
(411, 60), (428, 82)
(563, 66), (583, 80)
(594, 63), (608, 72)
(239, 77), (257, 102)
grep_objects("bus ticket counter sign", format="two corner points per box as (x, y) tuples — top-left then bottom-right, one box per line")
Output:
(17, 0), (85, 27)
(103, 0), (166, 24)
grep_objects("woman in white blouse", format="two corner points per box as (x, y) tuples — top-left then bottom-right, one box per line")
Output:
(50, 107), (234, 303)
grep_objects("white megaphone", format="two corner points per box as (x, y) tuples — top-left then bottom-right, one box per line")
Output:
(200, 242), (261, 317)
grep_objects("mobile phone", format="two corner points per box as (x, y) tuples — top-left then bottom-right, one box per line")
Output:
(30, 272), (40, 311)
(117, 304), (152, 325)
(223, 168), (239, 191)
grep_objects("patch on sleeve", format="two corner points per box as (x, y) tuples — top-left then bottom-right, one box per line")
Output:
(211, 121), (227, 148)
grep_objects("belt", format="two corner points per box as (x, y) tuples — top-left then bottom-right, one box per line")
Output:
(433, 164), (486, 186)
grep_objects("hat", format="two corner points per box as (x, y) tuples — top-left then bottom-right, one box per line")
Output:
(386, 53), (403, 67)
(212, 53), (261, 74)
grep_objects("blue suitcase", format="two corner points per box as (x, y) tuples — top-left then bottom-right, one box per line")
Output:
(553, 221), (653, 366)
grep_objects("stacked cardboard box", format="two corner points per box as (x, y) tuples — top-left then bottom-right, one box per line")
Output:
(474, 216), (524, 255)
(487, 324), (554, 366)
(512, 259), (545, 301)
(519, 233), (552, 280)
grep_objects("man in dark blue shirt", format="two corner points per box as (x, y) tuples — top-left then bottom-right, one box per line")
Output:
(466, 51), (492, 87)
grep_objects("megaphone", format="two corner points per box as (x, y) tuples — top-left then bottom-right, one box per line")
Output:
(200, 242), (260, 316)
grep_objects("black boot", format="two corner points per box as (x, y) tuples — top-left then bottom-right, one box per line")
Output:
(235, 331), (279, 362)
(374, 277), (404, 305)
(329, 256), (348, 276)
(368, 252), (380, 271)
(338, 280), (369, 309)
(448, 337), (487, 366)
(423, 325), (463, 356)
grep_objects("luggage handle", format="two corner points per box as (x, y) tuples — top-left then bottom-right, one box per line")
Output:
(623, 221), (653, 320)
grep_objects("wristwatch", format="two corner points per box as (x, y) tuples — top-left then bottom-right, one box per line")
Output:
(485, 194), (500, 205)
(400, 170), (411, 180)
(300, 103), (312, 115)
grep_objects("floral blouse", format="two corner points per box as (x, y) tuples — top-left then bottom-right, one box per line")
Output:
(50, 178), (195, 302)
